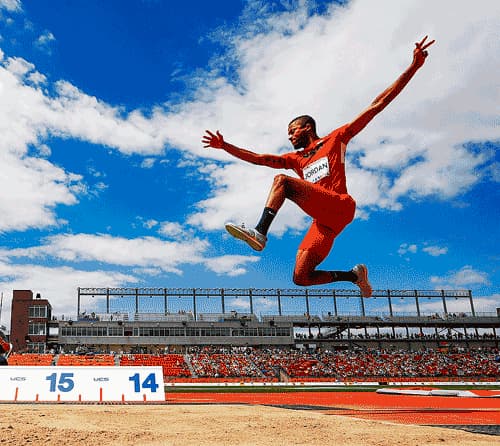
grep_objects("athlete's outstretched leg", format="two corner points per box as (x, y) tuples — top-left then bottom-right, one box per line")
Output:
(293, 220), (358, 286)
(293, 249), (372, 296)
(293, 249), (350, 286)
(292, 221), (372, 296)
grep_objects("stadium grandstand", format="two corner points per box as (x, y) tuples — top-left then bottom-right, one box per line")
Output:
(5, 288), (500, 381)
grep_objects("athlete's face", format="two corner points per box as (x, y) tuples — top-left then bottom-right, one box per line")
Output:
(288, 121), (310, 150)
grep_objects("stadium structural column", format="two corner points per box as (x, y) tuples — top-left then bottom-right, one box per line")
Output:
(305, 289), (310, 316)
(360, 294), (366, 316)
(347, 320), (351, 348)
(468, 290), (476, 316)
(441, 290), (448, 317)
(106, 288), (110, 314)
(333, 290), (338, 317)
(360, 293), (369, 339)
(387, 290), (396, 338)
(387, 290), (394, 317)
(221, 289), (225, 314)
(192, 289), (197, 321)
(163, 288), (168, 315)
(414, 291), (424, 337)
(414, 290), (421, 317)
(77, 287), (81, 317)
(135, 288), (139, 315)
(277, 289), (282, 316)
(249, 289), (254, 315)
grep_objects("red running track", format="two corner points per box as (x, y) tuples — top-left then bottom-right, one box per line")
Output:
(166, 390), (500, 425)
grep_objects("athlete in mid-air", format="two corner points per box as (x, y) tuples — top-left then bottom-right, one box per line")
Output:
(0, 336), (12, 366)
(203, 37), (435, 297)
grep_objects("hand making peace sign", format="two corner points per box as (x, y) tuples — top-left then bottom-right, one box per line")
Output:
(413, 35), (435, 68)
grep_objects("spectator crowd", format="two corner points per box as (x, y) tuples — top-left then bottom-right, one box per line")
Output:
(7, 347), (500, 381)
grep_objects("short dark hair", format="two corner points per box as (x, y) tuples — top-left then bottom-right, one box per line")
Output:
(289, 115), (316, 133)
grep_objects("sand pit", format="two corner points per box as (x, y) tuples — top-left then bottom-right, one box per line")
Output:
(0, 403), (497, 446)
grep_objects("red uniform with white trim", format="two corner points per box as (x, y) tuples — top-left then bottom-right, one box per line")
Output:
(279, 124), (355, 258)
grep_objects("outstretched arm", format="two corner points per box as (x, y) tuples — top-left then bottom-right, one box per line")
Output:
(346, 36), (435, 138)
(202, 130), (287, 168)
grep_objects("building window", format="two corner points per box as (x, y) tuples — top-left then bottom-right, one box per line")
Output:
(29, 306), (48, 318)
(28, 323), (46, 336)
(27, 342), (46, 353)
(108, 327), (124, 336)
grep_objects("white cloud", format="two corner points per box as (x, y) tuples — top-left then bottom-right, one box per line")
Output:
(203, 254), (259, 277)
(5, 56), (33, 76)
(3, 233), (207, 275)
(398, 242), (448, 258)
(0, 152), (82, 231)
(226, 297), (251, 312)
(0, 54), (170, 159)
(187, 162), (309, 234)
(391, 294), (500, 316)
(158, 221), (185, 240)
(0, 0), (21, 12)
(132, 267), (162, 277)
(430, 265), (490, 289)
(35, 30), (55, 53)
(36, 143), (51, 157)
(0, 261), (139, 330)
(253, 296), (279, 312)
(0, 231), (260, 329)
(422, 245), (448, 257)
(140, 158), (156, 169)
(0, 54), (168, 232)
(143, 219), (158, 230)
(472, 295), (500, 314)
(398, 243), (417, 256)
(1, 232), (259, 279)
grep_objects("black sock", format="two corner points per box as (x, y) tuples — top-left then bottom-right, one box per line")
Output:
(330, 270), (357, 283)
(255, 207), (276, 236)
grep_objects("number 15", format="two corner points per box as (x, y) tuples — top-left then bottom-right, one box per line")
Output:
(46, 373), (75, 392)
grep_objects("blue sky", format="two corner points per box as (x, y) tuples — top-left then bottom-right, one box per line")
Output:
(0, 0), (498, 329)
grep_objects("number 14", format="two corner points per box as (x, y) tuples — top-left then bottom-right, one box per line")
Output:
(128, 373), (159, 393)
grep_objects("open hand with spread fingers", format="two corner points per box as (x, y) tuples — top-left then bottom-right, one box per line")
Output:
(202, 130), (225, 149)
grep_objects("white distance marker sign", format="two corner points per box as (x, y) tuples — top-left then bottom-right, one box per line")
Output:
(0, 366), (165, 402)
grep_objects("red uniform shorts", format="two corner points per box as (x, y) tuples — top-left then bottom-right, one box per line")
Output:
(297, 187), (356, 260)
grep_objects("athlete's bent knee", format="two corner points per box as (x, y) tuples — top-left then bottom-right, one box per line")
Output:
(293, 270), (312, 287)
(273, 174), (301, 201)
(272, 174), (289, 189)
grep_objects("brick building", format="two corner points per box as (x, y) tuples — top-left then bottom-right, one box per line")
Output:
(10, 290), (52, 353)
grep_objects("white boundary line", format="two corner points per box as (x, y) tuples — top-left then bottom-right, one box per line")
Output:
(164, 381), (500, 387)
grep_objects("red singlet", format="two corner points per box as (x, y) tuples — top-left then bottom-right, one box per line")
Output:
(279, 124), (356, 258)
